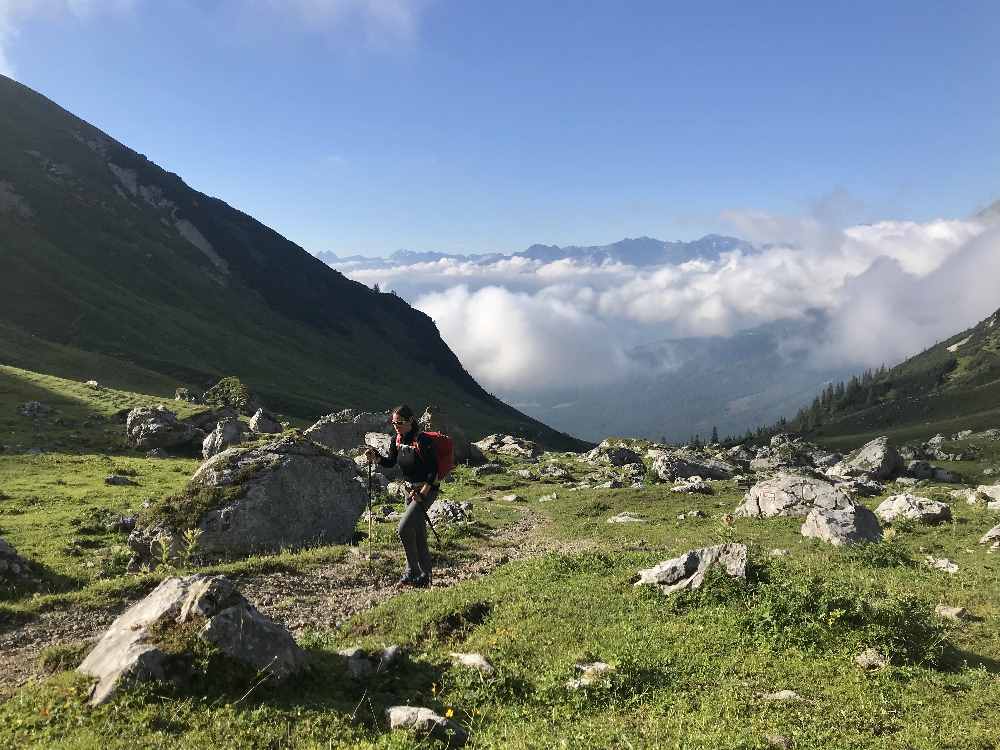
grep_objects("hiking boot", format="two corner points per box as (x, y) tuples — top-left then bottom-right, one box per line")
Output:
(411, 573), (432, 588)
(397, 570), (420, 587)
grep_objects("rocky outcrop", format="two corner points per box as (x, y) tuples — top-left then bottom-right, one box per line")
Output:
(126, 406), (203, 451)
(634, 543), (748, 594)
(844, 436), (902, 480)
(386, 706), (467, 746)
(428, 500), (473, 524)
(249, 409), (282, 435)
(304, 409), (388, 452)
(181, 407), (239, 432)
(473, 434), (542, 460)
(649, 449), (734, 481)
(874, 494), (952, 524)
(800, 506), (882, 546)
(130, 435), (366, 566)
(736, 475), (853, 518)
(201, 417), (246, 459)
(78, 574), (306, 705)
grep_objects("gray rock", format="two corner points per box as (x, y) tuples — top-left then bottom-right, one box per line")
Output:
(471, 463), (504, 478)
(202, 417), (246, 459)
(650, 450), (733, 481)
(905, 460), (934, 480)
(634, 543), (748, 594)
(836, 478), (884, 497)
(846, 436), (902, 480)
(874, 494), (951, 524)
(78, 574), (306, 705)
(855, 648), (889, 670)
(17, 401), (50, 418)
(671, 477), (713, 494)
(451, 652), (494, 674)
(925, 556), (959, 574)
(760, 690), (802, 702)
(676, 509), (707, 520)
(934, 604), (969, 621)
(126, 406), (203, 451)
(566, 661), (615, 689)
(736, 475), (853, 518)
(131, 436), (366, 562)
(304, 410), (388, 452)
(607, 511), (645, 524)
(474, 434), (541, 459)
(145, 448), (169, 459)
(338, 645), (403, 678)
(386, 706), (467, 746)
(541, 464), (571, 480)
(979, 524), (1000, 545)
(500, 493), (524, 503)
(800, 505), (882, 546)
(181, 407), (239, 432)
(0, 536), (35, 581)
(105, 475), (138, 487)
(538, 493), (558, 502)
(249, 409), (282, 434)
(428, 501), (473, 524)
(932, 468), (961, 483)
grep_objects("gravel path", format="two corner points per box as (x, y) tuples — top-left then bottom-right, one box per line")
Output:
(0, 507), (573, 699)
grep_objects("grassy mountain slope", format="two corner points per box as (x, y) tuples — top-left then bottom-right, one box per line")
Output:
(784, 307), (1000, 449)
(0, 75), (583, 448)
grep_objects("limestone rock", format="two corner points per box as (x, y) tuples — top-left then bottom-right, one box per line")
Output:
(566, 661), (615, 689)
(126, 406), (202, 451)
(78, 574), (306, 705)
(105, 475), (138, 487)
(132, 436), (366, 563)
(473, 434), (541, 460)
(800, 505), (882, 546)
(201, 417), (246, 459)
(181, 407), (239, 432)
(925, 556), (959, 574)
(249, 409), (282, 434)
(934, 604), (969, 621)
(386, 706), (467, 746)
(671, 477), (713, 494)
(855, 648), (889, 670)
(428, 501), (473, 524)
(874, 494), (952, 524)
(338, 645), (402, 678)
(760, 690), (802, 702)
(634, 543), (748, 594)
(500, 493), (524, 503)
(451, 652), (495, 674)
(650, 449), (734, 481)
(607, 511), (645, 524)
(736, 475), (853, 518)
(845, 436), (902, 480)
(979, 524), (1000, 545)
(304, 410), (388, 452)
(905, 460), (934, 480)
(471, 463), (504, 478)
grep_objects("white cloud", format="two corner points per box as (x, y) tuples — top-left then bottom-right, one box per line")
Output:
(414, 285), (636, 393)
(336, 213), (998, 393)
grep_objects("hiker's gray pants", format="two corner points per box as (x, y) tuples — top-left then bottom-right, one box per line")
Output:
(398, 485), (438, 577)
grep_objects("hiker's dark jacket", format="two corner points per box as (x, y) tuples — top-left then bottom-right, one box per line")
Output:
(379, 428), (439, 485)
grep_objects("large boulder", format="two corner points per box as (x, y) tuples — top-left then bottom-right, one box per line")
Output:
(386, 706), (468, 746)
(132, 435), (366, 564)
(201, 377), (262, 417)
(78, 574), (306, 705)
(418, 405), (486, 465)
(874, 494), (952, 524)
(249, 409), (282, 435)
(649, 449), (734, 481)
(800, 506), (882, 546)
(474, 434), (542, 460)
(202, 417), (246, 459)
(181, 406), (239, 432)
(845, 436), (902, 480)
(126, 406), (203, 451)
(634, 543), (748, 595)
(304, 409), (388, 452)
(736, 474), (853, 518)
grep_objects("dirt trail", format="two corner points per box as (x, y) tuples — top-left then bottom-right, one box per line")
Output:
(0, 507), (581, 699)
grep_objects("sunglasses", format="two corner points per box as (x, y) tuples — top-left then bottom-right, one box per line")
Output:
(391, 419), (410, 426)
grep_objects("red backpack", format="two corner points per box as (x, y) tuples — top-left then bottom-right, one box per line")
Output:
(397, 430), (455, 479)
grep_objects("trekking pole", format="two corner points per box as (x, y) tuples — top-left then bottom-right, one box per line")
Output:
(366, 459), (374, 563)
(414, 493), (442, 547)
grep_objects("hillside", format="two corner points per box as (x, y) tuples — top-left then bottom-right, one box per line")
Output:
(774, 307), (1000, 449)
(0, 74), (583, 449)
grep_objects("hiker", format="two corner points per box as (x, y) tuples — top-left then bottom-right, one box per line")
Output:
(366, 405), (440, 587)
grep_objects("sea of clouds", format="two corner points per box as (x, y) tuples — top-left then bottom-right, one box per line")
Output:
(333, 212), (1000, 397)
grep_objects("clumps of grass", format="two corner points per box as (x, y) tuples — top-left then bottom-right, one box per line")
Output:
(844, 539), (915, 568)
(425, 601), (492, 642)
(574, 499), (612, 518)
(37, 642), (91, 674)
(108, 465), (138, 477)
(145, 618), (259, 697)
(140, 485), (246, 532)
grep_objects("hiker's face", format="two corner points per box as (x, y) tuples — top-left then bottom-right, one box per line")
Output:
(391, 415), (410, 433)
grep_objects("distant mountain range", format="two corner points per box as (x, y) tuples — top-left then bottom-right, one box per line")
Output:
(0, 74), (585, 448)
(316, 234), (754, 270)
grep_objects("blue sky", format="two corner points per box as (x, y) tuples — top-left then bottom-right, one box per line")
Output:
(3, 0), (998, 256)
